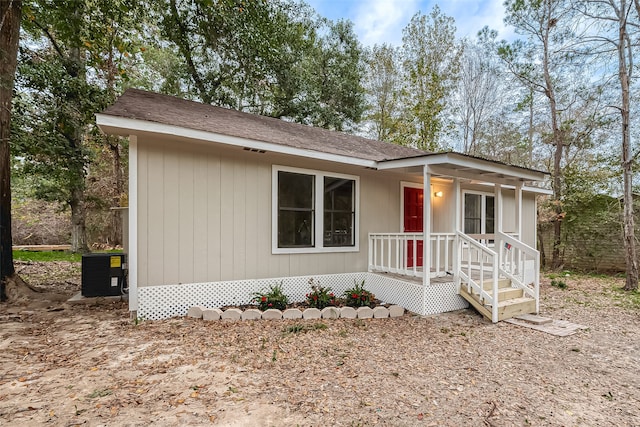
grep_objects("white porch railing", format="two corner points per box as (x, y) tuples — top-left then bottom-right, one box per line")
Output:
(368, 232), (455, 278)
(496, 231), (540, 313)
(456, 231), (500, 322)
(368, 230), (540, 322)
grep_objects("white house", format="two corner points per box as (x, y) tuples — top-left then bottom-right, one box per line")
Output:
(96, 89), (548, 322)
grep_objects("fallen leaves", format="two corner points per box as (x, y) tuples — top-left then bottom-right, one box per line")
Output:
(0, 275), (638, 426)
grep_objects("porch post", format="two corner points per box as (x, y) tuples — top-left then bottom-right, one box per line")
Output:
(453, 178), (461, 232)
(515, 182), (523, 239)
(128, 135), (138, 314)
(494, 183), (503, 233)
(423, 165), (431, 315)
(495, 183), (503, 272)
(453, 178), (460, 290)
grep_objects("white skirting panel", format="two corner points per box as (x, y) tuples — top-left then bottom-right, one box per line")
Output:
(137, 272), (469, 320)
(422, 281), (469, 315)
(364, 273), (424, 315)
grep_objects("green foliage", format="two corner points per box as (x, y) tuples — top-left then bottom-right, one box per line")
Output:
(12, 250), (82, 263)
(13, 0), (147, 252)
(343, 280), (375, 308)
(400, 6), (462, 150)
(305, 279), (338, 309)
(155, 0), (365, 131)
(363, 43), (404, 142)
(609, 286), (640, 309)
(550, 279), (567, 289)
(252, 283), (289, 311)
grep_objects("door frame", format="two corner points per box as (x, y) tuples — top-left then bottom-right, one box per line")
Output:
(400, 181), (424, 232)
(400, 181), (424, 267)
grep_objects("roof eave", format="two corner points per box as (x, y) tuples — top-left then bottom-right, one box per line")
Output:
(377, 152), (547, 183)
(96, 113), (379, 169)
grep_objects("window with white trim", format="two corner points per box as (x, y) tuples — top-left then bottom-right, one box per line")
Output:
(277, 171), (315, 247)
(463, 192), (494, 235)
(273, 166), (358, 253)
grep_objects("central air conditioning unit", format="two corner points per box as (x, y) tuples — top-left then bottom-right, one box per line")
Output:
(81, 253), (127, 297)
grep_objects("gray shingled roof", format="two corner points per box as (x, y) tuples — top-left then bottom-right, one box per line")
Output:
(101, 89), (428, 162)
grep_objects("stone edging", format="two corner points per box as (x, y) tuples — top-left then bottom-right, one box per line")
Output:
(186, 305), (405, 321)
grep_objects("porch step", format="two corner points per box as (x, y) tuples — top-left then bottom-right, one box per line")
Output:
(482, 278), (512, 290)
(497, 287), (524, 301)
(467, 283), (524, 302)
(459, 283), (536, 323)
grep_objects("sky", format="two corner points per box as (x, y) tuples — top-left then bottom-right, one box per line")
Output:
(305, 0), (516, 46)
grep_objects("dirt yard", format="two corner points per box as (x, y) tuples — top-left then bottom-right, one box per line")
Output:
(0, 263), (639, 426)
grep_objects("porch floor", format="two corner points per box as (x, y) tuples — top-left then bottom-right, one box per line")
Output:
(369, 270), (454, 286)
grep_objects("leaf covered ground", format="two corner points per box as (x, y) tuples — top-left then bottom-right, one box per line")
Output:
(0, 265), (638, 426)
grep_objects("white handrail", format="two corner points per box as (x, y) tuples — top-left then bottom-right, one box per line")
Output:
(368, 232), (455, 278)
(457, 231), (500, 322)
(497, 231), (540, 313)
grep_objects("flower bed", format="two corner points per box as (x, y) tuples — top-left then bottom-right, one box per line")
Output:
(185, 279), (406, 321)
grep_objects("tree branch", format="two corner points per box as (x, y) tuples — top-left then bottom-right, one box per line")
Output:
(31, 19), (65, 59)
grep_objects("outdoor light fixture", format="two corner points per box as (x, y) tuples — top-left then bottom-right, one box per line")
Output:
(434, 191), (443, 198)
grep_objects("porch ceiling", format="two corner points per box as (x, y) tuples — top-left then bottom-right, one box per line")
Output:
(376, 152), (547, 185)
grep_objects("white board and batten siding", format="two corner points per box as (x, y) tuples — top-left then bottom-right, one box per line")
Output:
(135, 134), (539, 289)
(135, 134), (412, 288)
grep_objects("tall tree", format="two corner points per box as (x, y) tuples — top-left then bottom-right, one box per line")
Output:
(157, 0), (365, 130)
(14, 0), (143, 253)
(401, 6), (463, 150)
(0, 0), (22, 300)
(363, 44), (403, 142)
(575, 0), (639, 290)
(499, 0), (576, 269)
(454, 28), (504, 155)
(610, 0), (638, 291)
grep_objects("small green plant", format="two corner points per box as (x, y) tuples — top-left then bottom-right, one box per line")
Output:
(87, 388), (112, 399)
(343, 280), (375, 308)
(285, 324), (306, 334)
(608, 286), (640, 309)
(252, 283), (289, 311)
(551, 279), (567, 289)
(305, 278), (338, 309)
(282, 322), (328, 336)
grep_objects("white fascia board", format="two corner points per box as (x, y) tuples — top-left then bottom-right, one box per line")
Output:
(376, 156), (429, 170)
(468, 181), (553, 195)
(378, 152), (546, 182)
(95, 114), (378, 168)
(521, 186), (553, 195)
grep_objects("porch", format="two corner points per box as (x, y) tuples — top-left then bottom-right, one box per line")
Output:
(369, 153), (546, 323)
(368, 231), (540, 322)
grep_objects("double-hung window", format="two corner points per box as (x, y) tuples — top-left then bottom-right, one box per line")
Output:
(463, 192), (495, 238)
(273, 166), (358, 253)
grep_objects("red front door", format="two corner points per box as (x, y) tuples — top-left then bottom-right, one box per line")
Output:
(404, 186), (423, 267)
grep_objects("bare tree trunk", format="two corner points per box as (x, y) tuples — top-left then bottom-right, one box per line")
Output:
(528, 89), (534, 166)
(70, 186), (89, 253)
(619, 1), (638, 290)
(537, 218), (546, 268)
(66, 38), (90, 254)
(539, 0), (564, 270)
(0, 0), (22, 301)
